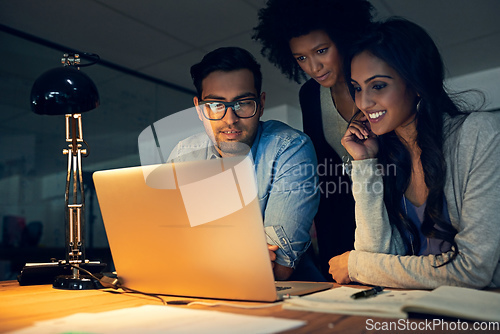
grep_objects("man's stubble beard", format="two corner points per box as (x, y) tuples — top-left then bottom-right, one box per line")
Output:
(217, 140), (251, 157)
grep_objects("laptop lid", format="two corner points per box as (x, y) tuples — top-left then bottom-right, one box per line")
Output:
(94, 156), (331, 302)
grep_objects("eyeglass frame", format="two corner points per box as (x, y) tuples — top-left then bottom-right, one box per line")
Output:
(197, 97), (261, 121)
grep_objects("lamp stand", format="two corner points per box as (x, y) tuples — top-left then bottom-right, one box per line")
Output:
(22, 53), (104, 288)
(53, 114), (99, 290)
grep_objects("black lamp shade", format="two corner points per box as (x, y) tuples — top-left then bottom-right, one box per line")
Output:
(30, 67), (99, 115)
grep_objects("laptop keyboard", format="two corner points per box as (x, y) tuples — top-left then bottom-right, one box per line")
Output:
(276, 286), (291, 291)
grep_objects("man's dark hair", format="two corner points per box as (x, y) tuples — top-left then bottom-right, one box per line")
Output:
(190, 47), (262, 98)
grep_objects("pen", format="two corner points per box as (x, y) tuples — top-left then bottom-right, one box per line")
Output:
(350, 286), (384, 299)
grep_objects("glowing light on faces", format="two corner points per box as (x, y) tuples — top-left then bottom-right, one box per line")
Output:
(289, 30), (343, 88)
(194, 69), (265, 157)
(350, 51), (418, 137)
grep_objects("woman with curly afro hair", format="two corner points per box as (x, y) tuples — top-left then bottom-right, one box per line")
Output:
(253, 0), (374, 281)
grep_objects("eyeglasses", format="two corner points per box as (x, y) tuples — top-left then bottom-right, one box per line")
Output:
(198, 98), (260, 121)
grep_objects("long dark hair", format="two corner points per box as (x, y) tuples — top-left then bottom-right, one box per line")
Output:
(345, 18), (477, 265)
(252, 0), (374, 83)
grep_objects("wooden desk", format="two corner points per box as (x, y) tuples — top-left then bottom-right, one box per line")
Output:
(0, 280), (497, 333)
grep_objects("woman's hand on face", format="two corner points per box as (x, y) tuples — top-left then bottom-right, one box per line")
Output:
(341, 117), (378, 160)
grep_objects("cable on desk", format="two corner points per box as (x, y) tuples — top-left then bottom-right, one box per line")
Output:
(65, 263), (283, 309)
(63, 263), (167, 305)
(115, 286), (167, 305)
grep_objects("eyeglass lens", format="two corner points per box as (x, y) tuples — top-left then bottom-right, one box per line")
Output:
(203, 100), (256, 120)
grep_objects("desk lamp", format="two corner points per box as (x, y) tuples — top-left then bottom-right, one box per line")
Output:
(30, 53), (101, 289)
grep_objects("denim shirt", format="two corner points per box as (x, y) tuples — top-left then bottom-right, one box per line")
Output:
(168, 120), (320, 268)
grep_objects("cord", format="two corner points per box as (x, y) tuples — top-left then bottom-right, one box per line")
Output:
(117, 286), (167, 305)
(77, 53), (100, 67)
(61, 262), (167, 305)
(64, 263), (281, 309)
(96, 272), (168, 305)
(82, 139), (90, 157)
(62, 262), (100, 280)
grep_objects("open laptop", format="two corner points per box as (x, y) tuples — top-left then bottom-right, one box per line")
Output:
(93, 156), (332, 302)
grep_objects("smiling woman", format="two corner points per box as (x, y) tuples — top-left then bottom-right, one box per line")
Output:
(349, 51), (419, 138)
(330, 17), (500, 290)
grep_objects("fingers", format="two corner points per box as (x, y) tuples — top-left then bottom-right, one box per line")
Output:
(346, 120), (370, 140)
(341, 118), (379, 161)
(268, 244), (279, 251)
(268, 244), (278, 262)
(328, 251), (352, 284)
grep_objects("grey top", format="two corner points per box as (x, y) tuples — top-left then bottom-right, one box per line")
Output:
(347, 112), (500, 289)
(319, 85), (349, 159)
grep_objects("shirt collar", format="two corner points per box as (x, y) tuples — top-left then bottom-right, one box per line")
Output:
(250, 121), (263, 160)
(207, 144), (221, 160)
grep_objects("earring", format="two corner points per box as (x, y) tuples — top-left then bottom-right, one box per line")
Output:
(416, 98), (422, 112)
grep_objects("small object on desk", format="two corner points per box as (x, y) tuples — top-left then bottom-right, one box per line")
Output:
(166, 300), (192, 305)
(350, 286), (384, 299)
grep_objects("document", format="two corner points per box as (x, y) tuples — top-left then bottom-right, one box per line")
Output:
(8, 305), (306, 334)
(283, 286), (500, 321)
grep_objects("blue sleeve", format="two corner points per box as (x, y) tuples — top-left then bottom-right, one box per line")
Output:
(260, 134), (320, 268)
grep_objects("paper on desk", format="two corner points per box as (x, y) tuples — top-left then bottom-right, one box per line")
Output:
(283, 286), (429, 319)
(8, 305), (306, 334)
(401, 285), (500, 322)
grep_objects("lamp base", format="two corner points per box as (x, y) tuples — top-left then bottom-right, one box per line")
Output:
(18, 261), (107, 286)
(53, 275), (103, 290)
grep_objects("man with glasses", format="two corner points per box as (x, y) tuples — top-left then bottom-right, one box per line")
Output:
(168, 47), (322, 281)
